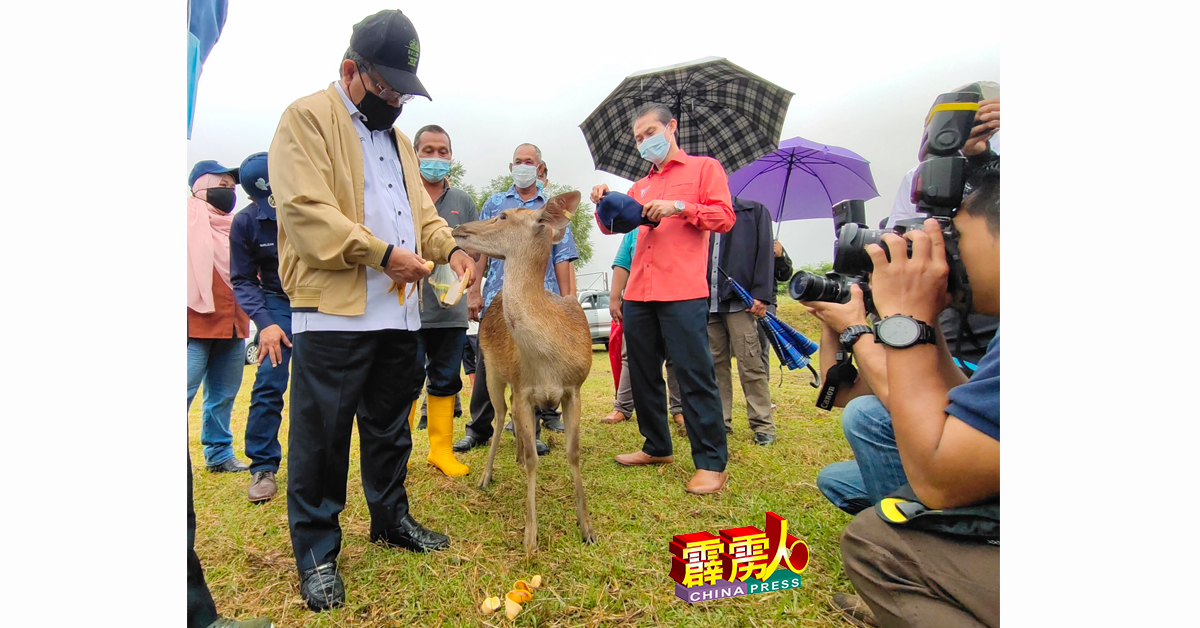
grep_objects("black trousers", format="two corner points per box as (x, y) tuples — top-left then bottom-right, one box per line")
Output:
(287, 329), (420, 570)
(465, 340), (544, 440)
(188, 454), (219, 628)
(623, 298), (728, 472)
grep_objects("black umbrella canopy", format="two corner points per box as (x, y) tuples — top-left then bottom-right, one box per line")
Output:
(580, 57), (794, 182)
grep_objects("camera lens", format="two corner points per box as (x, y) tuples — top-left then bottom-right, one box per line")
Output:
(788, 271), (849, 304)
(834, 223), (889, 275)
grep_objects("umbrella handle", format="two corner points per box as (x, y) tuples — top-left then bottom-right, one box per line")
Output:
(807, 363), (820, 388)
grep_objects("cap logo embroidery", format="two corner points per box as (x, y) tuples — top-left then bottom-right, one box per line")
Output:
(407, 39), (420, 68)
(255, 177), (269, 191)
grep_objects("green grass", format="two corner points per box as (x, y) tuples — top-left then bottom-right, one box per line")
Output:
(189, 300), (857, 627)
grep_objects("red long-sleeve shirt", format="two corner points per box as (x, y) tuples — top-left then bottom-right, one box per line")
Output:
(596, 150), (735, 302)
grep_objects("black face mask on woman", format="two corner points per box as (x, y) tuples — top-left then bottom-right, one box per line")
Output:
(200, 187), (236, 213)
(356, 74), (403, 131)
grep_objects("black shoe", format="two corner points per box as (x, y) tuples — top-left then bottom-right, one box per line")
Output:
(417, 415), (427, 430)
(453, 434), (489, 452)
(207, 457), (249, 473)
(298, 563), (344, 611)
(371, 514), (450, 552)
(542, 417), (565, 433)
(754, 432), (776, 446)
(536, 439), (550, 456)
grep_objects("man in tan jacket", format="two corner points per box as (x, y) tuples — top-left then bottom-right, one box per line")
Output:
(268, 9), (474, 612)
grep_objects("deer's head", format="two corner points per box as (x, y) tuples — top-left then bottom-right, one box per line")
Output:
(453, 191), (579, 260)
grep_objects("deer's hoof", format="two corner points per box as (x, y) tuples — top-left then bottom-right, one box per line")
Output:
(581, 530), (597, 545)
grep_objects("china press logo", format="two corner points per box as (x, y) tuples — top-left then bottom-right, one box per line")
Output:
(670, 512), (809, 603)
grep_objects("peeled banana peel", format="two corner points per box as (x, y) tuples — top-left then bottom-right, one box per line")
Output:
(480, 574), (544, 619)
(388, 260), (436, 305)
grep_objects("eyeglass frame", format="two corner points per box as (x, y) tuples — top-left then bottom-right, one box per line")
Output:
(356, 65), (415, 105)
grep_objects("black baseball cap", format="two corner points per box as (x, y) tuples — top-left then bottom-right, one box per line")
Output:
(349, 10), (430, 100)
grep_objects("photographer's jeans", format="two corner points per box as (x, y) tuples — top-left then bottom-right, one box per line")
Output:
(187, 337), (246, 467)
(245, 296), (292, 474)
(817, 395), (909, 515)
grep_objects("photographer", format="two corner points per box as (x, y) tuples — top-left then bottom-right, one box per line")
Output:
(839, 170), (1000, 628)
(810, 86), (1001, 515)
(805, 283), (901, 514)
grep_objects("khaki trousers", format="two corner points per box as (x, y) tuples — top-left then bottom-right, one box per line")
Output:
(840, 509), (999, 628)
(707, 310), (774, 435)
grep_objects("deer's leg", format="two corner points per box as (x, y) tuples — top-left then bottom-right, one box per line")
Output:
(562, 389), (595, 544)
(513, 393), (540, 555)
(478, 372), (508, 491)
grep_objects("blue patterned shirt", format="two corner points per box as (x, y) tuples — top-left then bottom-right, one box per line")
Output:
(480, 186), (578, 316)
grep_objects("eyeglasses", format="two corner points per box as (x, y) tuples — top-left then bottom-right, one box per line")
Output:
(359, 68), (415, 105)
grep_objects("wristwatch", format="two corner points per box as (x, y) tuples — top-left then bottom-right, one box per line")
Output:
(839, 325), (874, 350)
(874, 315), (937, 348)
(673, 200), (686, 213)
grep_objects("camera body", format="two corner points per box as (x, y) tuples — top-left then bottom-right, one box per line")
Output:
(788, 91), (980, 305)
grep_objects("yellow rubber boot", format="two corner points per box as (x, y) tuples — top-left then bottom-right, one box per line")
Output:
(426, 394), (469, 477)
(406, 401), (418, 468)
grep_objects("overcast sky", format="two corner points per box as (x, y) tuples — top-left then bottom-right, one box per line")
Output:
(187, 0), (999, 287)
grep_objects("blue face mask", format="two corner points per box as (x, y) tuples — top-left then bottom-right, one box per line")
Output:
(638, 132), (670, 165)
(419, 158), (451, 183)
(535, 179), (545, 192)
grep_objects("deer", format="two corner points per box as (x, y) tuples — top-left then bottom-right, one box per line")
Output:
(450, 190), (596, 555)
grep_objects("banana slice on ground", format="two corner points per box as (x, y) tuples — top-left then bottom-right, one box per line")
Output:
(480, 596), (502, 614)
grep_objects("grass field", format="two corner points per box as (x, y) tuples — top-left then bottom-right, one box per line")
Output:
(188, 299), (859, 627)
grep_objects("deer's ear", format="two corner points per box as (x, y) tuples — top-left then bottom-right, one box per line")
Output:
(537, 191), (580, 230)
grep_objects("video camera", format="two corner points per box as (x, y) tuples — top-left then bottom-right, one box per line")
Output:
(788, 91), (982, 306)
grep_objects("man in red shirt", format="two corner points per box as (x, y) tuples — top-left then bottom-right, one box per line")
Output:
(590, 103), (736, 494)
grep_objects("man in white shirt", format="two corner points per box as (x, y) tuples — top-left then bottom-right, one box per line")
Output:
(269, 10), (474, 612)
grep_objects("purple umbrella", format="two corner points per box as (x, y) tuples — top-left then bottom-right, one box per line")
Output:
(727, 136), (879, 235)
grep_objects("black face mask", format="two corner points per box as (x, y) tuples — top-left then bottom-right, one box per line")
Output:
(200, 187), (236, 213)
(356, 74), (403, 131)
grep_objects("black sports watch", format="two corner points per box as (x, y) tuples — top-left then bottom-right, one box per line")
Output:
(874, 315), (937, 349)
(839, 325), (874, 350)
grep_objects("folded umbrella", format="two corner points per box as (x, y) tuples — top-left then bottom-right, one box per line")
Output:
(719, 269), (819, 387)
(609, 319), (624, 391)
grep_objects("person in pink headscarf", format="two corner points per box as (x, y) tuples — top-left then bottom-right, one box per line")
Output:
(187, 160), (251, 473)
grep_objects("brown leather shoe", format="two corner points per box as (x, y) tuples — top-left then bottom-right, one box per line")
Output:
(600, 410), (629, 424)
(685, 470), (728, 494)
(830, 592), (878, 627)
(614, 451), (674, 466)
(248, 470), (277, 503)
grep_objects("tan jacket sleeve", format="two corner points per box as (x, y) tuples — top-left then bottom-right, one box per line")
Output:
(270, 105), (389, 271)
(415, 184), (457, 264)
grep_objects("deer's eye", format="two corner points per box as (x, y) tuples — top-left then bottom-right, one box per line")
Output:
(499, 214), (507, 220)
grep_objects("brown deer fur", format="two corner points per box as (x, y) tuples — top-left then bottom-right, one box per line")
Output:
(451, 191), (596, 554)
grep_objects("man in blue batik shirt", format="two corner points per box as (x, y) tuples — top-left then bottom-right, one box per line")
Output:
(454, 143), (578, 455)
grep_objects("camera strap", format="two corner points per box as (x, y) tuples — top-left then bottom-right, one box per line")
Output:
(816, 348), (858, 411)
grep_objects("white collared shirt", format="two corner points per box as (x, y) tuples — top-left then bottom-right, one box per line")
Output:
(293, 82), (420, 333)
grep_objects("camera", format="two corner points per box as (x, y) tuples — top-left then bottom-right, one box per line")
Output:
(789, 91), (981, 304)
(787, 270), (864, 304)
